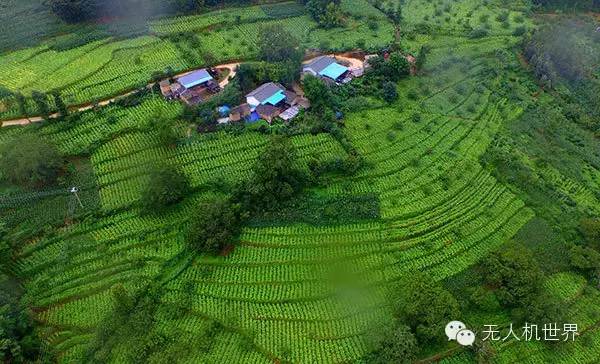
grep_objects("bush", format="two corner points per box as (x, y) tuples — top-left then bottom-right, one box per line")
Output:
(140, 164), (190, 213)
(186, 198), (241, 255)
(513, 26), (527, 36)
(469, 28), (489, 38)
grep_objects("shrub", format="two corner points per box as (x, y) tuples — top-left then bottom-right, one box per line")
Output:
(186, 198), (241, 255)
(140, 164), (190, 213)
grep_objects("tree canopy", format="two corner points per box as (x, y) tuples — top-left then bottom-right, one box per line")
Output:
(234, 136), (305, 213)
(186, 198), (241, 255)
(257, 24), (303, 64)
(392, 273), (460, 344)
(140, 163), (190, 213)
(0, 274), (47, 363)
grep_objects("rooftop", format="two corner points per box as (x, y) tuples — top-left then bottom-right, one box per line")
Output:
(178, 69), (213, 89)
(304, 56), (337, 74)
(247, 82), (286, 104)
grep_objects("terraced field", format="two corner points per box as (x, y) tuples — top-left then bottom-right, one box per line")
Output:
(2, 1), (598, 363)
(0, 0), (392, 120)
(5, 33), (541, 362)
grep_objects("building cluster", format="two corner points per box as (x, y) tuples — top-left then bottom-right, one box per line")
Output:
(159, 55), (368, 125)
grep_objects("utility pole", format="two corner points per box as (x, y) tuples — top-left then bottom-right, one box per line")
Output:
(65, 187), (84, 225)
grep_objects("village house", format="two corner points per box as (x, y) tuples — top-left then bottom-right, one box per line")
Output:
(159, 68), (222, 106)
(230, 82), (308, 123)
(302, 56), (352, 84)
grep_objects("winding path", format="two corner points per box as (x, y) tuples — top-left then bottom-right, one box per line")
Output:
(1, 62), (241, 128)
(1, 53), (367, 128)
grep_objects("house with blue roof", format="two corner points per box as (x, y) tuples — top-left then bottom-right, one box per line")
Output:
(303, 56), (351, 84)
(236, 82), (307, 123)
(246, 82), (288, 109)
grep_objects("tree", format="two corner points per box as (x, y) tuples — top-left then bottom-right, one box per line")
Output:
(480, 244), (543, 308)
(580, 218), (600, 249)
(0, 135), (63, 187)
(392, 273), (460, 344)
(415, 45), (430, 70)
(480, 244), (565, 324)
(569, 245), (600, 278)
(140, 164), (190, 213)
(234, 136), (305, 213)
(0, 274), (47, 363)
(320, 2), (344, 28)
(302, 75), (335, 112)
(363, 323), (418, 363)
(382, 81), (398, 103)
(15, 92), (28, 118)
(388, 53), (411, 80)
(257, 24), (303, 64)
(186, 198), (241, 255)
(31, 91), (50, 119)
(306, 0), (343, 28)
(52, 91), (69, 118)
(150, 112), (178, 146)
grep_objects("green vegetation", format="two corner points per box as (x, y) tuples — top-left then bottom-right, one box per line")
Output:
(0, 0), (599, 363)
(0, 134), (63, 187)
(140, 163), (191, 214)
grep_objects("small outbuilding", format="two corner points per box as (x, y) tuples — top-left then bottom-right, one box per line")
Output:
(159, 80), (173, 99)
(255, 104), (281, 123)
(229, 103), (252, 122)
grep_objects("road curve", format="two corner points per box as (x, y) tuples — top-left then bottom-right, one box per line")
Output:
(1, 62), (241, 128)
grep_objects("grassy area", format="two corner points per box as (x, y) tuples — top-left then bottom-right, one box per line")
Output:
(0, 0), (392, 120)
(1, 0), (599, 363)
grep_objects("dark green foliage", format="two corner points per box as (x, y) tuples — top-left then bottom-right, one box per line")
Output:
(31, 91), (50, 119)
(140, 164), (190, 213)
(52, 91), (69, 118)
(0, 135), (63, 187)
(251, 193), (379, 225)
(49, 0), (205, 23)
(186, 198), (241, 255)
(362, 323), (418, 364)
(234, 136), (305, 214)
(523, 17), (600, 134)
(0, 274), (47, 363)
(481, 244), (543, 307)
(306, 0), (344, 28)
(14, 93), (28, 117)
(235, 61), (299, 92)
(480, 244), (566, 324)
(392, 273), (460, 344)
(258, 24), (303, 64)
(580, 218), (600, 249)
(382, 81), (398, 103)
(469, 28), (489, 38)
(415, 45), (430, 70)
(366, 53), (410, 82)
(302, 75), (336, 112)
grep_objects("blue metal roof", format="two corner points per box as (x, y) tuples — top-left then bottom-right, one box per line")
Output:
(178, 69), (213, 89)
(319, 62), (348, 80)
(262, 90), (286, 106)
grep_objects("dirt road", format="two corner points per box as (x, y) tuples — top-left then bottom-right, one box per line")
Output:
(1, 62), (240, 128)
